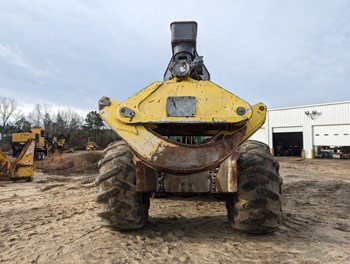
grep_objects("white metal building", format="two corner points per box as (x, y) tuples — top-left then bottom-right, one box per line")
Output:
(250, 101), (350, 158)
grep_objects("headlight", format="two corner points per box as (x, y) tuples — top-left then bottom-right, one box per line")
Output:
(171, 60), (190, 78)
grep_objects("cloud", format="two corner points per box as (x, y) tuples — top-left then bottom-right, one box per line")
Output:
(0, 43), (50, 76)
(0, 0), (349, 114)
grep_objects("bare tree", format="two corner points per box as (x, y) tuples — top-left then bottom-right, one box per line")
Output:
(28, 104), (43, 127)
(28, 103), (52, 128)
(0, 96), (19, 134)
(61, 108), (82, 128)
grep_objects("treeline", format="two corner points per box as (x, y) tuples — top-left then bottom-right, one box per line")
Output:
(0, 97), (120, 151)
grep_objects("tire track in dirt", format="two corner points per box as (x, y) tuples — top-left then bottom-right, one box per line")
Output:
(1, 158), (350, 263)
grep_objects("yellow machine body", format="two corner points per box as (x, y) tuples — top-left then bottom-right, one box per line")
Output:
(12, 132), (35, 143)
(0, 138), (36, 181)
(113, 78), (252, 124)
(86, 139), (99, 151)
(95, 22), (282, 234)
(12, 127), (47, 160)
(99, 77), (266, 174)
(31, 127), (46, 148)
(12, 128), (45, 148)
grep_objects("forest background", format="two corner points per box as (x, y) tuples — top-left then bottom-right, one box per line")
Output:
(0, 96), (120, 151)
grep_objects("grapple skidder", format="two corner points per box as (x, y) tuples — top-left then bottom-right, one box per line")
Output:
(96, 21), (282, 234)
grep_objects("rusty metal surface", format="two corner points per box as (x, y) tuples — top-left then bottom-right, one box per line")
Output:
(135, 159), (158, 192)
(135, 154), (239, 193)
(135, 156), (213, 193)
(99, 95), (265, 176)
(138, 128), (245, 174)
(163, 171), (211, 193)
(132, 129), (243, 193)
(215, 152), (239, 193)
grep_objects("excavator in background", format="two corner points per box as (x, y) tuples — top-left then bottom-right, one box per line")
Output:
(0, 138), (35, 182)
(96, 21), (282, 234)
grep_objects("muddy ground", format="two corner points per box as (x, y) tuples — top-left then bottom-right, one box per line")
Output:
(1, 155), (349, 263)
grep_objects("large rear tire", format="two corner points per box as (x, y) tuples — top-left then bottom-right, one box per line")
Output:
(96, 141), (150, 230)
(226, 140), (282, 234)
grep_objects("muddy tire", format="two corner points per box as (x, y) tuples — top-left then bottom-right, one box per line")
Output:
(96, 141), (150, 230)
(226, 140), (282, 234)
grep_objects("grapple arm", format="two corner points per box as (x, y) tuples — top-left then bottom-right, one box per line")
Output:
(99, 78), (266, 174)
(99, 21), (266, 174)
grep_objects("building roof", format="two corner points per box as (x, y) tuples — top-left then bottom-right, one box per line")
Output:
(269, 101), (350, 111)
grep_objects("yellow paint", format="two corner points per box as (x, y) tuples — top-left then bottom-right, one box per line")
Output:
(115, 78), (252, 124)
(99, 78), (266, 170)
(12, 127), (46, 150)
(0, 148), (11, 176)
(241, 103), (267, 142)
(12, 132), (35, 143)
(101, 100), (177, 160)
(0, 138), (35, 180)
(31, 127), (45, 148)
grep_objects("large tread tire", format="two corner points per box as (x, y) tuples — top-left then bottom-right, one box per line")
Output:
(226, 140), (282, 234)
(96, 141), (150, 230)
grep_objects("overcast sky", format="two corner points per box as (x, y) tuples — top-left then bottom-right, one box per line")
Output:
(0, 0), (349, 117)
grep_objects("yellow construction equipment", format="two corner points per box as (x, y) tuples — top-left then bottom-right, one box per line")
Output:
(0, 138), (36, 182)
(51, 136), (65, 153)
(96, 21), (282, 234)
(86, 138), (99, 151)
(12, 127), (48, 160)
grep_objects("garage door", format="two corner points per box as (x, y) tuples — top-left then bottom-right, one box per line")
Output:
(313, 125), (350, 146)
(273, 132), (303, 156)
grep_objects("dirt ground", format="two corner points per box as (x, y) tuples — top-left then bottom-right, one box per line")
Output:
(1, 154), (350, 264)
